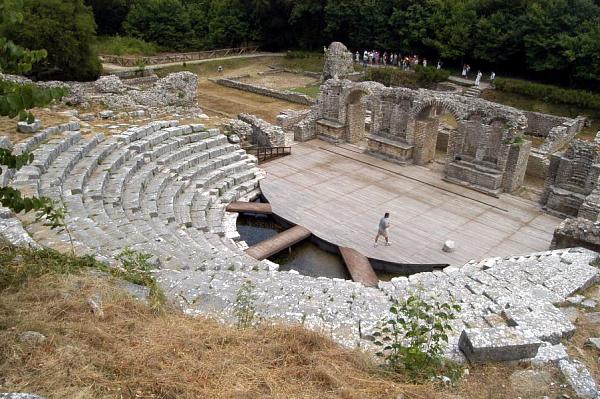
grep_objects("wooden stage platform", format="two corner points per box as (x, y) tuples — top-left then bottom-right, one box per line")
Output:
(260, 140), (561, 266)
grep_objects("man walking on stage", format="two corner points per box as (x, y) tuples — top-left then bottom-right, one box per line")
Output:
(374, 212), (391, 247)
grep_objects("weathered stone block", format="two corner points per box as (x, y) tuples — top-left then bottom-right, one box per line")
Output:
(559, 358), (599, 399)
(503, 304), (575, 344)
(17, 119), (41, 133)
(458, 327), (541, 363)
(442, 240), (455, 253)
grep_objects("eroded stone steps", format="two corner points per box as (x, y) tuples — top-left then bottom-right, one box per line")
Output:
(11, 122), (256, 272)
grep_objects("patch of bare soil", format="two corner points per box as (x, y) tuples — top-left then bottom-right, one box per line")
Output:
(198, 80), (308, 124)
(239, 72), (318, 90)
(0, 109), (70, 144)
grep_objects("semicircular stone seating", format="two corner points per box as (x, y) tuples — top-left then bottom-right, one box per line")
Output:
(2, 121), (600, 370)
(8, 120), (266, 272)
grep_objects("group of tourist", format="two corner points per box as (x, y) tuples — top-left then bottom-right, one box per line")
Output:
(354, 50), (497, 88)
(356, 50), (442, 71)
(462, 64), (496, 87)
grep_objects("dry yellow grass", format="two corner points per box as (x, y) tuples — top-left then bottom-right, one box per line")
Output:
(0, 274), (440, 399)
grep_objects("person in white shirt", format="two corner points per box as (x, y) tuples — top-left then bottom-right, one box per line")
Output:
(475, 70), (483, 87)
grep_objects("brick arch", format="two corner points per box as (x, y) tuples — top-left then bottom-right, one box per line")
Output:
(411, 99), (464, 122)
(341, 83), (379, 106)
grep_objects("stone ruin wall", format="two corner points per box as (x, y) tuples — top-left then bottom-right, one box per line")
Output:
(542, 139), (600, 220)
(227, 113), (293, 147)
(524, 111), (574, 137)
(525, 111), (587, 180)
(551, 217), (600, 253)
(294, 78), (531, 194)
(212, 77), (315, 106)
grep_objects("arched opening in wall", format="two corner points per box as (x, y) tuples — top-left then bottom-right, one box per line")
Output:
(414, 104), (459, 172)
(483, 118), (506, 167)
(345, 89), (370, 144)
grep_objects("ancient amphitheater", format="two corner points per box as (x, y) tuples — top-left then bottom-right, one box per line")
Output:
(1, 42), (599, 397)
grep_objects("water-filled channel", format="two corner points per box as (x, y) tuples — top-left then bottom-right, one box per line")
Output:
(236, 213), (397, 281)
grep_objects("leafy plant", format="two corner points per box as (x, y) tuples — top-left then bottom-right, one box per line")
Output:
(233, 280), (257, 328)
(502, 135), (525, 147)
(0, 1), (68, 227)
(135, 60), (146, 77)
(372, 295), (461, 382)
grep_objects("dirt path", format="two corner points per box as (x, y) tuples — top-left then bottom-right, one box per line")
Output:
(102, 52), (285, 74)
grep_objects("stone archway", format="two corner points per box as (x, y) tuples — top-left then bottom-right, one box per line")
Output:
(344, 89), (370, 143)
(410, 100), (463, 166)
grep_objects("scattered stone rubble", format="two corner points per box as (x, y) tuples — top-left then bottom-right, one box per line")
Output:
(552, 217), (600, 252)
(1, 72), (198, 113)
(238, 113), (293, 147)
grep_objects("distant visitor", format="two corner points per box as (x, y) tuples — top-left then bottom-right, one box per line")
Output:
(374, 212), (391, 247)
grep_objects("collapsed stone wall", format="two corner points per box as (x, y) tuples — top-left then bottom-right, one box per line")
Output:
(551, 218), (600, 253)
(542, 140), (600, 219)
(0, 72), (198, 111)
(276, 109), (313, 142)
(212, 78), (315, 106)
(238, 114), (293, 147)
(524, 111), (574, 137)
(525, 112), (586, 179)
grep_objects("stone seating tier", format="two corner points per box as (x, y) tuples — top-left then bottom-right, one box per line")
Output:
(5, 121), (264, 273)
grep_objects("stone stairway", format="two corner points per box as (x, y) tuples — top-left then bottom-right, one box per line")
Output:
(463, 86), (482, 98)
(5, 120), (264, 272)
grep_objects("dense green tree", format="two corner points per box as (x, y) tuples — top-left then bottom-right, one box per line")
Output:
(206, 0), (252, 47)
(0, 0), (67, 227)
(1, 0), (101, 81)
(289, 0), (326, 49)
(423, 0), (477, 60)
(125, 0), (196, 50)
(85, 0), (134, 35)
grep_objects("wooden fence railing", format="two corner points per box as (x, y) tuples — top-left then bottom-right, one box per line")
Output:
(249, 147), (292, 163)
(99, 46), (260, 67)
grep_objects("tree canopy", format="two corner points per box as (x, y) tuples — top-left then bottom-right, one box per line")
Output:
(1, 0), (101, 81)
(84, 0), (600, 88)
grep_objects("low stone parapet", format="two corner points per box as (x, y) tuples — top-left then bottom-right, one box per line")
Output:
(212, 78), (315, 106)
(366, 134), (414, 164)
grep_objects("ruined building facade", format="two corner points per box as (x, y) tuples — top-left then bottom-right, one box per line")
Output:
(294, 79), (531, 195)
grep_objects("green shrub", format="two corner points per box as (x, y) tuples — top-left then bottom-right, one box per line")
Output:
(94, 35), (162, 56)
(363, 68), (418, 88)
(495, 77), (600, 109)
(414, 66), (451, 88)
(372, 294), (461, 382)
